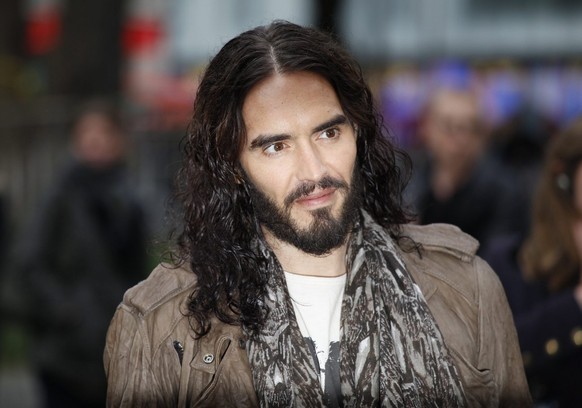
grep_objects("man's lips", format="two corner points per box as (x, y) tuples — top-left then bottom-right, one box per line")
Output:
(295, 188), (336, 207)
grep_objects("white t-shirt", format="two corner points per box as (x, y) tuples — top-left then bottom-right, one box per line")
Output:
(284, 271), (345, 400)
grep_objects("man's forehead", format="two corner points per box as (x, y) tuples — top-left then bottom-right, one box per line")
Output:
(242, 72), (345, 138)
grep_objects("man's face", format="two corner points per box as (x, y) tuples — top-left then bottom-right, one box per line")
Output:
(422, 90), (485, 169)
(239, 71), (360, 255)
(73, 113), (126, 168)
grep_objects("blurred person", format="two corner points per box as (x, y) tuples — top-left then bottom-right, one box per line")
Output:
(10, 100), (149, 408)
(104, 21), (530, 407)
(484, 119), (582, 407)
(406, 87), (524, 253)
(488, 105), (555, 236)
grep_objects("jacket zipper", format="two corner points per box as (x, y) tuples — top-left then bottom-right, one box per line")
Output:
(173, 340), (184, 365)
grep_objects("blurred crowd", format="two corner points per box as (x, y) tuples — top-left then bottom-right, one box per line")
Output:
(1, 65), (582, 407)
(399, 73), (582, 406)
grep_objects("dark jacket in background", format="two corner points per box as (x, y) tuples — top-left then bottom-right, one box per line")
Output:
(406, 153), (527, 253)
(482, 234), (582, 408)
(11, 160), (149, 407)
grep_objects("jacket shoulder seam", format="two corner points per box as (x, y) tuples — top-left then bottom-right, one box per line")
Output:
(122, 263), (197, 316)
(401, 223), (479, 262)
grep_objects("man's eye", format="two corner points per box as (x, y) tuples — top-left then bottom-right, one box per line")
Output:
(320, 128), (339, 139)
(264, 142), (286, 154)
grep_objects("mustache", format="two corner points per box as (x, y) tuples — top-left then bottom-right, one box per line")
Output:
(284, 176), (348, 208)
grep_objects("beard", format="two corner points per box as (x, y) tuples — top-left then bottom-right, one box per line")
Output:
(246, 168), (363, 255)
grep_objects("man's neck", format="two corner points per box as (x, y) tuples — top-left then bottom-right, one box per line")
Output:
(263, 230), (349, 277)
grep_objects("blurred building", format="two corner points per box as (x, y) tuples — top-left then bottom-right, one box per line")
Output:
(341, 0), (582, 62)
(2, 0), (582, 243)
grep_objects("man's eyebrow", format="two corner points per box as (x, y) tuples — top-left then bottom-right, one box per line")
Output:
(312, 114), (348, 133)
(249, 133), (290, 150)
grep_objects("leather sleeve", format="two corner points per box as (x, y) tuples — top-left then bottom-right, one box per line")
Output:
(475, 257), (532, 407)
(104, 306), (171, 408)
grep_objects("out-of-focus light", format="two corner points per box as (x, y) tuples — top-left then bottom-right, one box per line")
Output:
(25, 5), (62, 56)
(122, 18), (164, 56)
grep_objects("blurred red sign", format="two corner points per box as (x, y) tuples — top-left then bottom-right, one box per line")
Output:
(122, 18), (164, 56)
(25, 6), (61, 55)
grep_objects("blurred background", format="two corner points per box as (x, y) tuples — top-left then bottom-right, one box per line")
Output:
(2, 0), (582, 407)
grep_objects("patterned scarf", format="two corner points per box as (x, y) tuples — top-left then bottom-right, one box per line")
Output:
(245, 211), (466, 407)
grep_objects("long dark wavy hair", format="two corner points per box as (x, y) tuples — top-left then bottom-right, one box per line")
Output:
(174, 21), (413, 336)
(520, 119), (582, 291)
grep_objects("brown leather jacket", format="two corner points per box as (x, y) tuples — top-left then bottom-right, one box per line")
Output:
(104, 224), (532, 407)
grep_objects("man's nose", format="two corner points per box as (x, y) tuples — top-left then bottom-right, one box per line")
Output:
(296, 142), (326, 181)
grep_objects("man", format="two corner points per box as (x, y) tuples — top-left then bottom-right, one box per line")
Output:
(10, 100), (149, 408)
(104, 21), (531, 407)
(406, 87), (524, 253)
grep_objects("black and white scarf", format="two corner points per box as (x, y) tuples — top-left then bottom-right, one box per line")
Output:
(245, 211), (466, 407)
